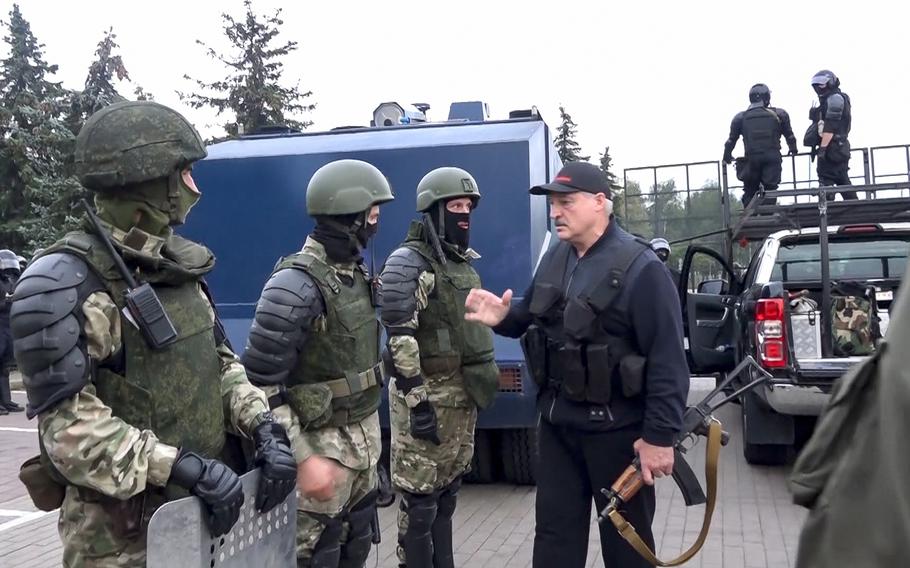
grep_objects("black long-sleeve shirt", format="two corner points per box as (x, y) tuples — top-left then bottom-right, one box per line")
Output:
(494, 223), (689, 446)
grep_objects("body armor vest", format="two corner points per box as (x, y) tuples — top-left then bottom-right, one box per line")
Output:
(275, 253), (381, 427)
(742, 105), (783, 157)
(403, 223), (499, 409)
(521, 232), (649, 404)
(47, 231), (226, 461)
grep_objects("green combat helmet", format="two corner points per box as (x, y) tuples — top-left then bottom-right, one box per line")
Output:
(306, 159), (395, 216)
(415, 167), (481, 212)
(74, 101), (207, 191)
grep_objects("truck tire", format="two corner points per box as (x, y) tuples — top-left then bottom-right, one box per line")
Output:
(502, 428), (537, 485)
(741, 394), (791, 466)
(464, 429), (495, 484)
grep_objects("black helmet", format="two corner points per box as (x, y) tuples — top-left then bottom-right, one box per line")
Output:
(749, 83), (771, 106)
(811, 70), (839, 95)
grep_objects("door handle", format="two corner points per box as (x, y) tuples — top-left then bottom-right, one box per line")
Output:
(696, 307), (730, 328)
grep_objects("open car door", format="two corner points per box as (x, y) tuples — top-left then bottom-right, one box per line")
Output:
(679, 245), (740, 374)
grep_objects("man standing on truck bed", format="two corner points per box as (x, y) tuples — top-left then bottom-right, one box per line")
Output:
(379, 167), (499, 568)
(242, 159), (395, 568)
(723, 83), (799, 206)
(806, 69), (857, 200)
(464, 161), (689, 568)
(10, 101), (298, 566)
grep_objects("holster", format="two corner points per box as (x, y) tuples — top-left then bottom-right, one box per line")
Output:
(519, 326), (548, 389)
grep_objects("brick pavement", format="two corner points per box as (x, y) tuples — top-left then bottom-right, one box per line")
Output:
(0, 386), (809, 567)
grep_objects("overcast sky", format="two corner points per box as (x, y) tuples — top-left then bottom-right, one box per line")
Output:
(4, 0), (909, 185)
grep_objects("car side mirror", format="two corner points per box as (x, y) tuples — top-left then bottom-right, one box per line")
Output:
(697, 279), (728, 295)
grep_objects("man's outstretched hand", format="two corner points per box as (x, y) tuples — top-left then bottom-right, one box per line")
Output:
(464, 288), (513, 327)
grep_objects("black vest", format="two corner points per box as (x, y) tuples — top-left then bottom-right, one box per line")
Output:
(520, 229), (650, 404)
(742, 105), (782, 156)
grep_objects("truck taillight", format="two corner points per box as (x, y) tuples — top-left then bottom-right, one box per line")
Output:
(755, 298), (787, 369)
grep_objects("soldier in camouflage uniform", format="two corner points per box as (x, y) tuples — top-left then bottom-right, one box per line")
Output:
(241, 159), (395, 568)
(9, 101), (297, 567)
(379, 167), (499, 567)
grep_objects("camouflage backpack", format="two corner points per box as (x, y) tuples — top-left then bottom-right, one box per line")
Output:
(831, 282), (881, 357)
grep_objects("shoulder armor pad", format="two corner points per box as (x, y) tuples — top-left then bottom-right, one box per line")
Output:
(13, 253), (95, 301)
(826, 93), (845, 121)
(9, 252), (101, 418)
(380, 247), (430, 328)
(241, 268), (325, 386)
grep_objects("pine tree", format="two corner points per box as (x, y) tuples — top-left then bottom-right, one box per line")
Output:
(180, 0), (316, 138)
(598, 145), (621, 189)
(553, 105), (589, 164)
(67, 28), (132, 134)
(0, 4), (82, 252)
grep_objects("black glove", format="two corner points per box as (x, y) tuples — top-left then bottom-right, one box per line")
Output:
(722, 153), (733, 165)
(788, 147), (799, 157)
(410, 401), (441, 445)
(169, 449), (244, 537)
(252, 414), (297, 513)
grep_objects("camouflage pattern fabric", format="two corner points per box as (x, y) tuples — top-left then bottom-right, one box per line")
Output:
(832, 295), (875, 356)
(389, 381), (476, 494)
(31, 229), (268, 566)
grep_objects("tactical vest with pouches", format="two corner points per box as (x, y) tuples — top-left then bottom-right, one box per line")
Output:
(402, 224), (499, 409)
(276, 252), (382, 429)
(33, 230), (228, 506)
(521, 233), (650, 405)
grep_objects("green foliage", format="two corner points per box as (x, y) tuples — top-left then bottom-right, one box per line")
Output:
(179, 0), (316, 138)
(0, 4), (82, 253)
(553, 105), (589, 163)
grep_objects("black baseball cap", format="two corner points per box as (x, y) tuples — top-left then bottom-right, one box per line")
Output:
(529, 161), (612, 198)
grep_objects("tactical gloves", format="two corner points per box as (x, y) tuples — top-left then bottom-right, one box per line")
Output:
(722, 153), (734, 165)
(410, 401), (441, 445)
(788, 146), (799, 156)
(169, 449), (244, 537)
(252, 413), (297, 513)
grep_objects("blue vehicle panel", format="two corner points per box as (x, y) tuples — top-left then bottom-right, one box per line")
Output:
(182, 118), (559, 429)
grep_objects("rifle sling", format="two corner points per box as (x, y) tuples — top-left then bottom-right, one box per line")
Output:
(607, 419), (722, 567)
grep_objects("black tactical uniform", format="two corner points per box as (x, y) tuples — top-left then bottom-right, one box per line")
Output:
(724, 83), (798, 206)
(0, 250), (23, 414)
(808, 70), (856, 200)
(493, 163), (689, 568)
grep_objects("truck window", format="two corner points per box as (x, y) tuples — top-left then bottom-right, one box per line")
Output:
(771, 236), (910, 282)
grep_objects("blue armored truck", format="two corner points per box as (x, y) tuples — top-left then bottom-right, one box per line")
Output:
(183, 102), (561, 484)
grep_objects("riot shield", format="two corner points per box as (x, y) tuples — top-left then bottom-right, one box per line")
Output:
(147, 469), (296, 567)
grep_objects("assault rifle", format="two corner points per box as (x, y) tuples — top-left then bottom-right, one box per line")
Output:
(596, 356), (773, 566)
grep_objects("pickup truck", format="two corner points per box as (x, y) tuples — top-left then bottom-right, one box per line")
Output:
(680, 188), (909, 464)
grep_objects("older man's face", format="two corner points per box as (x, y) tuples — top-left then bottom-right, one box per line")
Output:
(548, 192), (606, 242)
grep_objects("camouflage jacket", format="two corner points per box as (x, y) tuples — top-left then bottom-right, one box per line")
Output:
(38, 229), (268, 500)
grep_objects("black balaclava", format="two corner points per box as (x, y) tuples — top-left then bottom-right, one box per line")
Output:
(429, 199), (471, 250)
(312, 210), (376, 263)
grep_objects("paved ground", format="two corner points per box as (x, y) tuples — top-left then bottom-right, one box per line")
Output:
(0, 381), (809, 567)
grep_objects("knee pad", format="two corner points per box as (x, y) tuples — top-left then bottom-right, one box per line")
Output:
(338, 490), (378, 568)
(309, 513), (343, 568)
(402, 492), (437, 533)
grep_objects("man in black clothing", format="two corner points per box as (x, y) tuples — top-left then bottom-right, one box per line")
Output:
(807, 69), (857, 200)
(465, 161), (689, 568)
(0, 250), (23, 415)
(723, 83), (799, 206)
(650, 237), (681, 289)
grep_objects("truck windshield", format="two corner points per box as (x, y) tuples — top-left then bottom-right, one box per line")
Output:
(771, 235), (910, 282)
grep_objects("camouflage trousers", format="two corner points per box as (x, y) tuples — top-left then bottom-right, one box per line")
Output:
(295, 461), (377, 567)
(57, 485), (165, 568)
(390, 388), (476, 565)
(389, 391), (477, 494)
